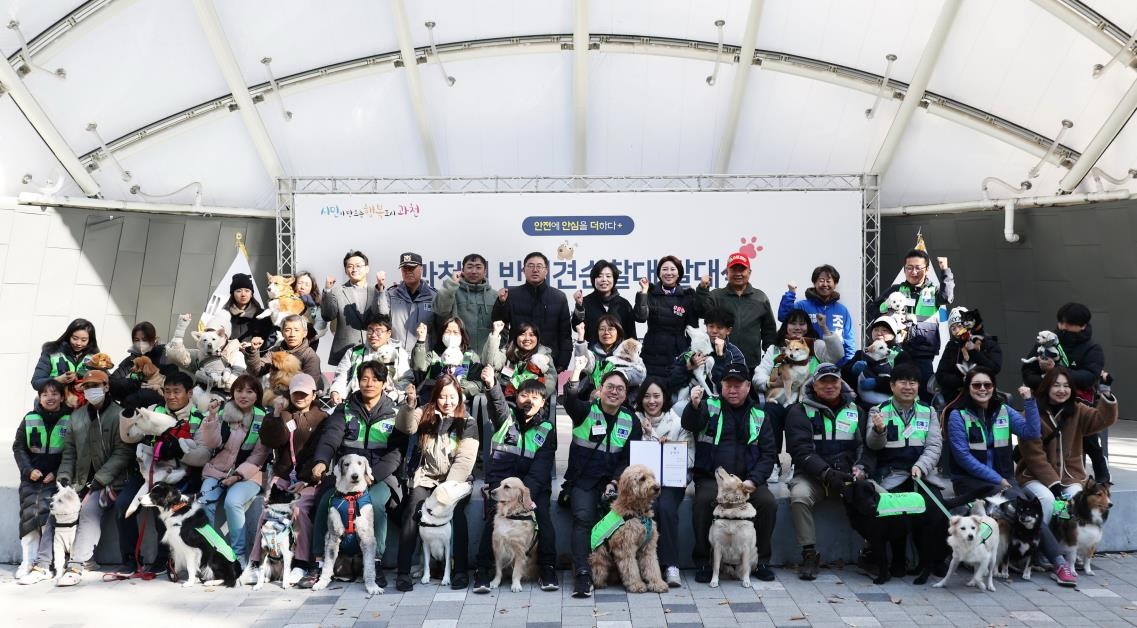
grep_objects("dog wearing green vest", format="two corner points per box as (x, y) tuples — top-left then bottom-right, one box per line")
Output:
(933, 501), (1000, 592)
(588, 465), (668, 593)
(139, 483), (242, 587)
(709, 467), (759, 588)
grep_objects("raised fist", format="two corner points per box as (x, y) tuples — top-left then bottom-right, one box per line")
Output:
(497, 288), (509, 302)
(574, 289), (584, 307)
(699, 276), (711, 289)
(937, 257), (949, 270)
(416, 322), (428, 342)
(375, 271), (386, 289)
(639, 277), (650, 293)
(787, 281), (797, 292)
(575, 322), (586, 342)
(179, 312), (192, 323)
(451, 271), (463, 283)
(404, 384), (418, 409)
(480, 365), (495, 388)
(325, 275), (336, 290)
(870, 409), (885, 431)
(689, 386), (704, 408)
(573, 355), (588, 374)
(712, 337), (725, 355)
(492, 320), (505, 335)
(1018, 385), (1032, 400)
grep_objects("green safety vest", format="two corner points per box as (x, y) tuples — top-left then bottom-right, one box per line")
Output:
(197, 523), (237, 562)
(590, 358), (617, 389)
(571, 404), (634, 452)
(804, 405), (860, 442)
(491, 414), (553, 459)
(882, 282), (939, 319)
(24, 412), (71, 455)
(342, 406), (398, 450)
(698, 398), (764, 446)
(961, 406), (1011, 451)
(154, 405), (205, 432)
(240, 407), (266, 451)
(590, 509), (653, 551)
(878, 401), (933, 449)
(48, 351), (84, 378)
(875, 492), (927, 516)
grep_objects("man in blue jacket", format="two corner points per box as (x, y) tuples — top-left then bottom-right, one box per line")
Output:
(778, 264), (855, 365)
(472, 373), (559, 594)
(379, 252), (438, 353)
(682, 363), (778, 583)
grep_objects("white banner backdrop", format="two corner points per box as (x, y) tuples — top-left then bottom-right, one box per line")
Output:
(294, 190), (864, 340)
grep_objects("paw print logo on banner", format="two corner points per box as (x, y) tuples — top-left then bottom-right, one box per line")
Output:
(736, 236), (763, 258)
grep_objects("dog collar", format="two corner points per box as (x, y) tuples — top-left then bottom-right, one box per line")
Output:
(717, 495), (749, 507)
(170, 501), (191, 514)
(51, 516), (79, 528)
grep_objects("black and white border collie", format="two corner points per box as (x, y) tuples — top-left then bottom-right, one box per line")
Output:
(140, 483), (242, 587)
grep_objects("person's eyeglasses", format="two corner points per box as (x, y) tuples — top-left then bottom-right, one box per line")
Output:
(524, 264), (546, 271)
(970, 382), (994, 390)
(345, 264), (366, 270)
(603, 384), (626, 393)
(597, 326), (616, 333)
(904, 265), (926, 272)
(366, 328), (388, 336)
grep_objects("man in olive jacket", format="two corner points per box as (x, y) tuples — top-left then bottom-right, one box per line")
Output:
(55, 371), (134, 584)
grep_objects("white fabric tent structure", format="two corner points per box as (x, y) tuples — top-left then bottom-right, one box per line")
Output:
(1, 0), (1135, 215)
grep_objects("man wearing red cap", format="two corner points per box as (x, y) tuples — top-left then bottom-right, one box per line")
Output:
(695, 253), (777, 370)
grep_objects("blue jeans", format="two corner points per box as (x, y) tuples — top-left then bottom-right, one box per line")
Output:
(199, 477), (263, 562)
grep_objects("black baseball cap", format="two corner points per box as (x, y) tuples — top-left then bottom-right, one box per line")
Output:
(398, 252), (423, 268)
(721, 363), (750, 382)
(814, 363), (842, 381)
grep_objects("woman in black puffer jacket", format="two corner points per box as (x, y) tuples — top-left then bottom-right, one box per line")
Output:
(634, 255), (698, 379)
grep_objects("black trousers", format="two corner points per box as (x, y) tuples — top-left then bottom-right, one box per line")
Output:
(396, 486), (472, 575)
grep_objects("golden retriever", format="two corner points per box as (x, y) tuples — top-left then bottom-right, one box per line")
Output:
(589, 465), (668, 593)
(489, 477), (539, 592)
(709, 467), (759, 588)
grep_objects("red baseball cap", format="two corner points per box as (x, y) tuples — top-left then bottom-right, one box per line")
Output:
(723, 253), (750, 272)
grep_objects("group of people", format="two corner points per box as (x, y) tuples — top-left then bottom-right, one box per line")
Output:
(12, 246), (1118, 597)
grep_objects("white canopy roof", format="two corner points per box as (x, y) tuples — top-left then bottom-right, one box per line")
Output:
(1, 0), (1135, 211)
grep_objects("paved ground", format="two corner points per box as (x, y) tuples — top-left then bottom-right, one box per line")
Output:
(5, 554), (1137, 628)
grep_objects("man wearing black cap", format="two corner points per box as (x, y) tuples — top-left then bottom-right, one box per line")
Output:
(682, 363), (778, 583)
(784, 363), (868, 581)
(378, 252), (437, 353)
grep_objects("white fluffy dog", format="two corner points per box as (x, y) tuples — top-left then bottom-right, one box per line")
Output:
(418, 481), (473, 586)
(312, 454), (382, 595)
(933, 509), (1001, 592)
(50, 483), (82, 581)
(685, 326), (715, 396)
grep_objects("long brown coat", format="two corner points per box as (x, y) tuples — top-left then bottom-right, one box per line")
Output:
(1015, 394), (1118, 487)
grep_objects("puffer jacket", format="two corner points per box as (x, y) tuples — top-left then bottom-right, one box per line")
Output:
(202, 403), (270, 485)
(57, 400), (133, 490)
(491, 281), (573, 371)
(778, 288), (857, 365)
(258, 406), (328, 484)
(634, 284), (698, 378)
(380, 281), (439, 354)
(784, 379), (867, 479)
(433, 276), (498, 357)
(13, 403), (70, 537)
(695, 283), (777, 369)
(572, 290), (638, 344)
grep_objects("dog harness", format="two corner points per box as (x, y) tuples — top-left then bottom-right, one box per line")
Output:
(332, 490), (372, 556)
(875, 492), (927, 517)
(261, 508), (293, 560)
(978, 521), (995, 545)
(506, 509), (540, 555)
(590, 509), (653, 552)
(197, 523), (238, 562)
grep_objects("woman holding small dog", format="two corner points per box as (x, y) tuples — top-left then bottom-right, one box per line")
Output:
(31, 318), (100, 392)
(483, 320), (557, 400)
(563, 364), (645, 598)
(945, 367), (1080, 586)
(197, 374), (272, 571)
(572, 315), (647, 395)
(13, 380), (71, 584)
(108, 321), (171, 408)
(412, 317), (484, 399)
(635, 376), (693, 588)
(394, 374), (480, 591)
(1016, 367), (1117, 526)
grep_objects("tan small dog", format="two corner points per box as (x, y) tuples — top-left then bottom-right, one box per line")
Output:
(709, 467), (758, 588)
(589, 465), (668, 593)
(131, 356), (165, 391)
(766, 338), (813, 404)
(489, 477), (539, 592)
(259, 273), (307, 327)
(263, 351), (302, 407)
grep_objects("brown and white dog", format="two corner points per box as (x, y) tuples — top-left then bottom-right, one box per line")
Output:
(489, 477), (539, 592)
(1051, 480), (1112, 576)
(589, 465), (668, 593)
(263, 351), (302, 408)
(131, 355), (165, 392)
(766, 338), (813, 404)
(259, 273), (307, 327)
(709, 467), (758, 588)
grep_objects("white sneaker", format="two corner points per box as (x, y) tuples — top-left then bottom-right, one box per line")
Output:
(288, 567), (306, 583)
(241, 564), (259, 585)
(14, 562), (30, 580)
(18, 566), (51, 585)
(665, 565), (681, 588)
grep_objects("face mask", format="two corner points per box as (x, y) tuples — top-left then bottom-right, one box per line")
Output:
(85, 387), (106, 406)
(133, 341), (152, 354)
(442, 334), (461, 349)
(1056, 329), (1078, 344)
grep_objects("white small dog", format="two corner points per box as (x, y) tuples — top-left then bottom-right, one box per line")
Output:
(253, 484), (299, 590)
(686, 326), (716, 396)
(418, 481), (473, 586)
(1021, 330), (1061, 365)
(312, 454), (382, 596)
(51, 483), (82, 581)
(933, 510), (1001, 592)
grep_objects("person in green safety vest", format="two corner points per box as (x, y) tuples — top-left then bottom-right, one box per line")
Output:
(114, 371), (218, 579)
(482, 320), (557, 400)
(393, 374), (480, 592)
(785, 363), (868, 581)
(472, 372), (559, 594)
(198, 374), (272, 572)
(53, 370), (133, 587)
(13, 380), (70, 585)
(563, 363), (644, 599)
(412, 316), (485, 400)
(31, 318), (100, 392)
(944, 367), (1083, 586)
(862, 362), (944, 493)
(682, 363), (778, 586)
(328, 313), (414, 406)
(571, 314), (646, 397)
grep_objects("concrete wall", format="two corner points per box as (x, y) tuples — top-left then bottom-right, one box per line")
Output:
(881, 199), (1137, 407)
(0, 205), (274, 562)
